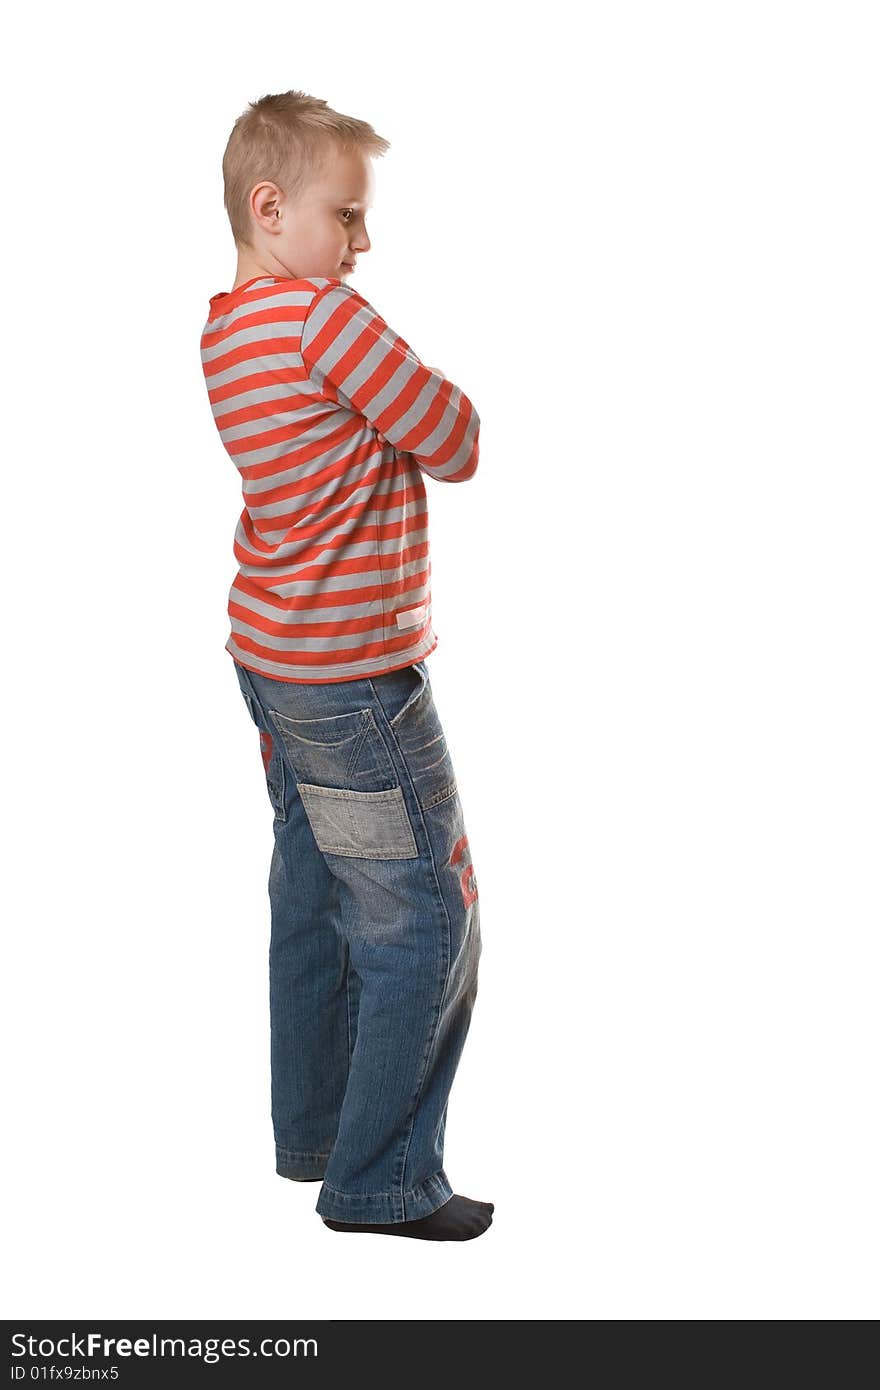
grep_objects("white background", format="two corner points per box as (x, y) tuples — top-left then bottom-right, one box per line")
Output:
(2, 0), (878, 1321)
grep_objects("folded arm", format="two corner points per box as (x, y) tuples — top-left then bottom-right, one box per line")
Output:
(300, 283), (480, 482)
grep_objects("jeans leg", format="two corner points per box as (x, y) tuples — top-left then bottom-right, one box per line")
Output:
(234, 661), (351, 1181)
(267, 813), (352, 1180)
(369, 665), (481, 1217)
(317, 775), (480, 1223)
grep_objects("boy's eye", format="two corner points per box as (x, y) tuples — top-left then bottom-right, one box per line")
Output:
(340, 209), (354, 222)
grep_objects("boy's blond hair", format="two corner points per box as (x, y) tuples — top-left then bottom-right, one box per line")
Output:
(222, 89), (391, 251)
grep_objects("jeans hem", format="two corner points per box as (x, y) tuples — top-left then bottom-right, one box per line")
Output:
(275, 1143), (330, 1181)
(314, 1168), (453, 1223)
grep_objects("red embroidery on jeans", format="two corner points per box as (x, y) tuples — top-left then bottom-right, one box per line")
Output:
(450, 834), (479, 909)
(259, 729), (273, 776)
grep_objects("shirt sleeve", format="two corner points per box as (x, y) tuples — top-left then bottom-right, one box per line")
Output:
(300, 282), (480, 482)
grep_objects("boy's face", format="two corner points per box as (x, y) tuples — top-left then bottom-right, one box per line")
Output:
(264, 145), (375, 282)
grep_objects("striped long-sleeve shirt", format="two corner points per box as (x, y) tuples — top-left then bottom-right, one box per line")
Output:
(199, 274), (480, 683)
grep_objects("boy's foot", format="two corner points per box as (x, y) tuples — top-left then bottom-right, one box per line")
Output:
(322, 1193), (494, 1241)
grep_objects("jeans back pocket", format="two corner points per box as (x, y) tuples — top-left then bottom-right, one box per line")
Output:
(268, 704), (417, 860)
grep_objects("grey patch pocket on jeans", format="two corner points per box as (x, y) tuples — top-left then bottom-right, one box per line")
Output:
(268, 703), (418, 860)
(295, 783), (418, 859)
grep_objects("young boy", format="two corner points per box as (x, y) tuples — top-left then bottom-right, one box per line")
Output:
(199, 91), (492, 1241)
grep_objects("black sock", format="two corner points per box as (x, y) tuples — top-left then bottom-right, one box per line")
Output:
(322, 1193), (494, 1241)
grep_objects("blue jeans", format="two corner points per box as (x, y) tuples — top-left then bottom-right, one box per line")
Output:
(232, 657), (482, 1223)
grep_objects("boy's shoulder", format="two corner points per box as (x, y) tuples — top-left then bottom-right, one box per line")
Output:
(292, 278), (376, 322)
(273, 275), (349, 295)
(204, 276), (373, 335)
(271, 275), (367, 311)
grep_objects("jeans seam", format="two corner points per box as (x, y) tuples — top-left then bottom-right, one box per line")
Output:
(345, 962), (354, 1066)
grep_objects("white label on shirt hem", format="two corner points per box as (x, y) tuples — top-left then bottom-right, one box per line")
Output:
(396, 603), (427, 630)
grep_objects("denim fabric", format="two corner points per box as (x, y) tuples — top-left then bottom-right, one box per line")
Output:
(232, 657), (482, 1223)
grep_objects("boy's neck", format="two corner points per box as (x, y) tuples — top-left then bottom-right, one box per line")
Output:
(232, 258), (272, 291)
